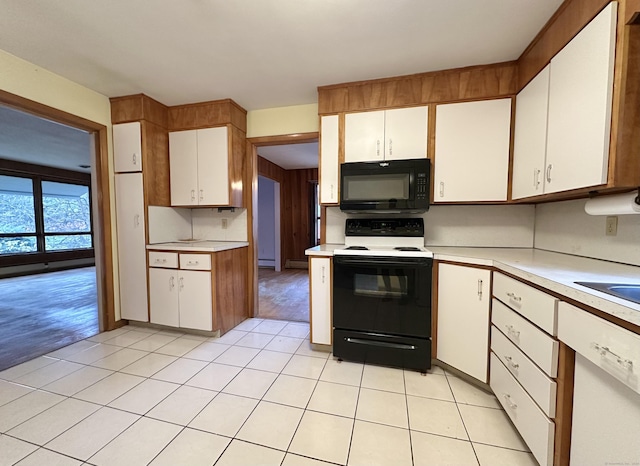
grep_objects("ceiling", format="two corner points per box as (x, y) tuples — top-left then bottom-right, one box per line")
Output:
(258, 143), (319, 170)
(0, 0), (564, 111)
(0, 105), (92, 173)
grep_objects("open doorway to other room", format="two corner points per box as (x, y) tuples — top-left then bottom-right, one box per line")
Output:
(0, 104), (100, 371)
(256, 142), (319, 323)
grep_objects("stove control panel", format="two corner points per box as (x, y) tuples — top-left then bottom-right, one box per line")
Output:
(345, 217), (424, 237)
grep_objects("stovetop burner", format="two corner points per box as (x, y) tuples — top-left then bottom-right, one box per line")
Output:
(394, 247), (421, 251)
(345, 246), (369, 250)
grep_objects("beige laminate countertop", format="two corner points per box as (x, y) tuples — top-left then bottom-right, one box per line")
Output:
(147, 241), (249, 252)
(305, 244), (640, 328)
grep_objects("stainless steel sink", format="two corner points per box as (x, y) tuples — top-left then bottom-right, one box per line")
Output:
(575, 282), (640, 305)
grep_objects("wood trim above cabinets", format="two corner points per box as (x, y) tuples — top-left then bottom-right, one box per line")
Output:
(249, 132), (318, 147)
(168, 99), (247, 132)
(110, 94), (169, 127)
(318, 61), (518, 114)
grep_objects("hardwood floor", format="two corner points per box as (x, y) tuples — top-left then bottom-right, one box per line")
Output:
(258, 267), (309, 322)
(0, 267), (99, 371)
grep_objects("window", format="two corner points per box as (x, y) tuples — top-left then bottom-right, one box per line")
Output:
(42, 181), (92, 251)
(0, 171), (93, 257)
(0, 175), (37, 254)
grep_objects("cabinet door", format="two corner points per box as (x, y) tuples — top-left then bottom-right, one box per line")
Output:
(197, 126), (229, 205)
(436, 263), (491, 382)
(434, 99), (511, 202)
(545, 3), (616, 194)
(320, 115), (339, 204)
(169, 130), (199, 206)
(570, 354), (640, 465)
(344, 111), (385, 162)
(115, 173), (148, 322)
(149, 268), (179, 327)
(384, 106), (428, 160)
(310, 257), (332, 345)
(512, 65), (550, 200)
(178, 270), (212, 331)
(113, 122), (142, 173)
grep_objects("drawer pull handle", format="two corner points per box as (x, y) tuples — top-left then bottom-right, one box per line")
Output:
(506, 292), (522, 302)
(591, 342), (634, 372)
(188, 261), (199, 265)
(505, 325), (520, 340)
(504, 355), (519, 372)
(503, 394), (518, 410)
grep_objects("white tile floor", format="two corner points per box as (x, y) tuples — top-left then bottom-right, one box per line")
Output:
(0, 318), (538, 466)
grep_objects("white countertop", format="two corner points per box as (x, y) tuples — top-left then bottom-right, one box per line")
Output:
(306, 244), (640, 328)
(147, 241), (249, 252)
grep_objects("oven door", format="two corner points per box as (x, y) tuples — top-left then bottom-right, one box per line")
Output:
(333, 255), (432, 338)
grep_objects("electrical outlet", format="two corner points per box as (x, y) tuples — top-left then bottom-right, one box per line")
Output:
(222, 218), (228, 229)
(606, 216), (618, 236)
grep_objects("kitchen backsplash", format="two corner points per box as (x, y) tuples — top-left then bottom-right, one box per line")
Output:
(325, 205), (536, 248)
(147, 206), (248, 243)
(147, 206), (192, 243)
(534, 198), (640, 267)
(192, 208), (248, 241)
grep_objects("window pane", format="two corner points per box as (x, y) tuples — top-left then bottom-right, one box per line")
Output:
(45, 234), (92, 251)
(42, 181), (91, 233)
(0, 236), (37, 254)
(0, 175), (36, 234)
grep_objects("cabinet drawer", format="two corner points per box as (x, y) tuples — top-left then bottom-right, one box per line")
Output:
(179, 253), (211, 270)
(558, 302), (640, 396)
(148, 251), (178, 268)
(493, 272), (558, 335)
(490, 353), (555, 466)
(492, 299), (559, 377)
(491, 326), (557, 418)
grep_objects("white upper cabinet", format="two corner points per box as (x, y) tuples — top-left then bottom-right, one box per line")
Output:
(169, 126), (230, 206)
(169, 129), (199, 206)
(344, 106), (428, 162)
(320, 115), (339, 204)
(113, 122), (142, 173)
(512, 65), (551, 200)
(196, 127), (229, 206)
(384, 106), (428, 160)
(434, 99), (511, 202)
(545, 2), (617, 194)
(345, 110), (385, 162)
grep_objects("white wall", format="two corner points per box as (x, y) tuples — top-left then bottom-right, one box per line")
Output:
(325, 205), (536, 247)
(147, 206), (192, 244)
(258, 176), (276, 264)
(534, 198), (640, 266)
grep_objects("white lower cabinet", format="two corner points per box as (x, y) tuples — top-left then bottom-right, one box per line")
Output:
(490, 353), (555, 466)
(558, 301), (640, 465)
(569, 354), (640, 465)
(148, 268), (179, 327)
(309, 256), (332, 345)
(115, 173), (148, 322)
(436, 263), (491, 382)
(148, 252), (213, 331)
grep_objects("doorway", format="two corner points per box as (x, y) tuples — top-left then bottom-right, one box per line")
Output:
(0, 91), (115, 370)
(248, 135), (319, 323)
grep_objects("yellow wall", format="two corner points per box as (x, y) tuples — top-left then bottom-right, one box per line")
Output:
(0, 49), (121, 322)
(247, 103), (319, 138)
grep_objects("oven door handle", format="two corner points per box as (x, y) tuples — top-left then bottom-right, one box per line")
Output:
(334, 257), (431, 267)
(345, 337), (417, 350)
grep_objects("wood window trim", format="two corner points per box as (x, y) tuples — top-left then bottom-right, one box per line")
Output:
(0, 89), (116, 331)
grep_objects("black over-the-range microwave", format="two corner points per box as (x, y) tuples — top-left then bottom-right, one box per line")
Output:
(339, 158), (430, 213)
